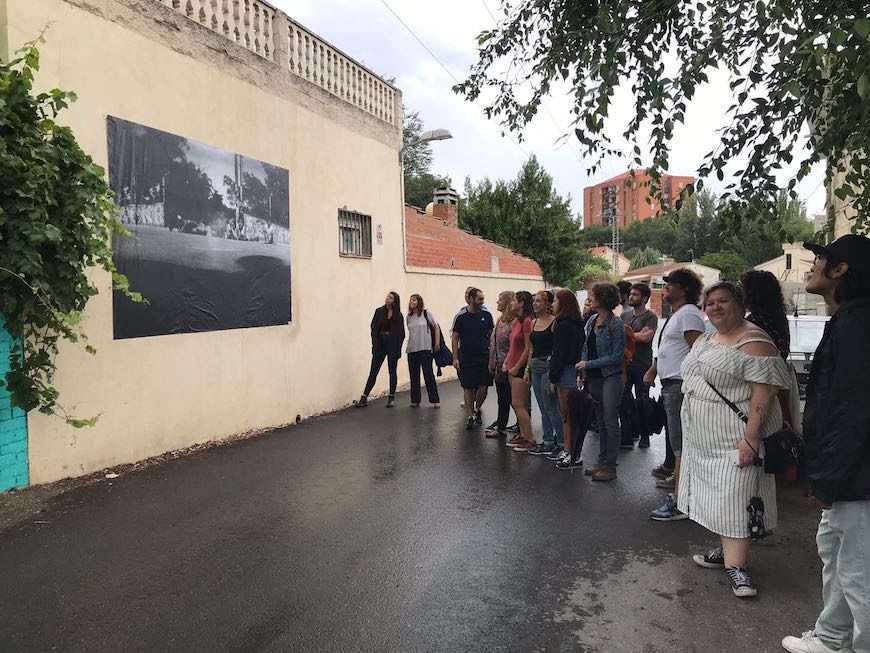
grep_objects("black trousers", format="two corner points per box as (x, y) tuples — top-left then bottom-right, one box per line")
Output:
(620, 365), (649, 443)
(408, 351), (439, 404)
(363, 348), (399, 396)
(494, 373), (512, 430)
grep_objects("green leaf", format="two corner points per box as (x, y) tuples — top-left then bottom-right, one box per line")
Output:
(855, 18), (870, 39)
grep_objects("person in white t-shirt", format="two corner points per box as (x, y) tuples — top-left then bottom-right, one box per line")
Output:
(644, 269), (705, 522)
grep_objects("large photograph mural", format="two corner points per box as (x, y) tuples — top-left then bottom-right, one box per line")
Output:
(107, 116), (291, 339)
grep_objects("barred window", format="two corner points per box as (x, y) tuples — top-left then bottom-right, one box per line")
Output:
(338, 209), (372, 257)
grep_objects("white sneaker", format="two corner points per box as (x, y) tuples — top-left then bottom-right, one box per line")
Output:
(781, 631), (840, 653)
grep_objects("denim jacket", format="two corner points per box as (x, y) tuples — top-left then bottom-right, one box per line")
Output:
(581, 312), (626, 378)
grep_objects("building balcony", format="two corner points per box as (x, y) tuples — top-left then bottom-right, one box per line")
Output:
(155, 0), (400, 127)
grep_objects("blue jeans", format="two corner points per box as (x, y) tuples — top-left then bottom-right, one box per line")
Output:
(587, 374), (625, 471)
(661, 380), (684, 456)
(814, 500), (870, 652)
(531, 370), (563, 447)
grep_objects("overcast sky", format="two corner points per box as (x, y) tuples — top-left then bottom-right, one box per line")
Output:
(271, 0), (826, 222)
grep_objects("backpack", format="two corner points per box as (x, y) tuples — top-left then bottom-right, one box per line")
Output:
(609, 317), (635, 379)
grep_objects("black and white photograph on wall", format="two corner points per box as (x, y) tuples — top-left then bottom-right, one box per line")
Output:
(107, 116), (291, 339)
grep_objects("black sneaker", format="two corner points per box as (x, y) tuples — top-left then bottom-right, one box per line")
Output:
(638, 435), (651, 448)
(620, 440), (635, 450)
(693, 546), (725, 569)
(474, 410), (483, 426)
(486, 421), (498, 430)
(465, 416), (475, 430)
(725, 566), (757, 598)
(506, 423), (520, 433)
(556, 457), (583, 470)
(528, 443), (556, 456)
(546, 446), (565, 461)
(352, 395), (368, 408)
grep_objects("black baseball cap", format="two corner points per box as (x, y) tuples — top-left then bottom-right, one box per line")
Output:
(662, 268), (703, 292)
(804, 235), (870, 281)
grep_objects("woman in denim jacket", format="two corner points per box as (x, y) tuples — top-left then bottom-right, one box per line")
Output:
(576, 282), (626, 482)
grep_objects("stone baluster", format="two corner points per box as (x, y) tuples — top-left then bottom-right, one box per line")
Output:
(253, 2), (261, 55)
(221, 0), (231, 38)
(263, 7), (274, 60)
(199, 0), (210, 27)
(320, 44), (326, 88)
(211, 0), (220, 30)
(304, 34), (311, 80)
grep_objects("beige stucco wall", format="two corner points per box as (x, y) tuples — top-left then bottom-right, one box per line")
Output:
(2, 0), (543, 484)
(753, 243), (814, 285)
(592, 250), (631, 277)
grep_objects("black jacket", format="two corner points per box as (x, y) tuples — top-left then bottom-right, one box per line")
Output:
(370, 306), (405, 359)
(549, 316), (585, 384)
(802, 297), (870, 504)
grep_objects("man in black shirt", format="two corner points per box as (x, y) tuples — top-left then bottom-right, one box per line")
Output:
(619, 283), (658, 449)
(452, 288), (494, 430)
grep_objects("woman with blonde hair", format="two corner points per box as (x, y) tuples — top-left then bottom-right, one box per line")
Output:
(487, 290), (515, 437)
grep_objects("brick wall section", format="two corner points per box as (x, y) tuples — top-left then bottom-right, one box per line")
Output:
(0, 315), (28, 492)
(405, 206), (544, 277)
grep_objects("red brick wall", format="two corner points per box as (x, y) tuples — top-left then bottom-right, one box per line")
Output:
(405, 207), (543, 278)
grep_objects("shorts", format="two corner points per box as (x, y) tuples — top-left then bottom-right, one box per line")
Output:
(460, 362), (493, 389)
(554, 366), (579, 389)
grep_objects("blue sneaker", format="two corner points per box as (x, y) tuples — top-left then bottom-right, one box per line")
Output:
(650, 494), (688, 521)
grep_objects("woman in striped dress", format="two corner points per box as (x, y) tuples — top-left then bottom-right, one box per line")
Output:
(677, 282), (791, 598)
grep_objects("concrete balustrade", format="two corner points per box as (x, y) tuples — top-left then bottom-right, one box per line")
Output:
(155, 0), (398, 126)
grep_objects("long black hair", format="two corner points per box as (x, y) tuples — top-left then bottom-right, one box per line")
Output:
(739, 271), (790, 355)
(513, 290), (534, 321)
(384, 291), (402, 325)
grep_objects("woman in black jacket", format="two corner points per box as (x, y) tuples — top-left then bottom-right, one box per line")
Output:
(354, 292), (405, 408)
(549, 289), (585, 465)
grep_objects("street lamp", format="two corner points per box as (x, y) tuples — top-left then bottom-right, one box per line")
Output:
(399, 127), (453, 272)
(399, 128), (453, 164)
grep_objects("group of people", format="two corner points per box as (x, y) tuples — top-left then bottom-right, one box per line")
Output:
(351, 234), (870, 653)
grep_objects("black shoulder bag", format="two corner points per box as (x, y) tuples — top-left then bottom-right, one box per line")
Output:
(705, 380), (803, 475)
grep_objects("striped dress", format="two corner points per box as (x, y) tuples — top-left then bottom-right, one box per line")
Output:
(676, 333), (792, 538)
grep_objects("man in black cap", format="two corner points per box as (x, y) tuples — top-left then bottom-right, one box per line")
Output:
(782, 234), (870, 653)
(645, 268), (705, 522)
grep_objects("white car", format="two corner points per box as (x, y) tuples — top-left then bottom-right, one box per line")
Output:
(787, 315), (829, 398)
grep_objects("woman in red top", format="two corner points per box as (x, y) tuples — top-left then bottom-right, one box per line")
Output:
(504, 291), (534, 448)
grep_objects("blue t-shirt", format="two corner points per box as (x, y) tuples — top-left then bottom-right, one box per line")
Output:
(453, 309), (494, 365)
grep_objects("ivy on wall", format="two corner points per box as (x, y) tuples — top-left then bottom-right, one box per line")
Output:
(0, 37), (142, 426)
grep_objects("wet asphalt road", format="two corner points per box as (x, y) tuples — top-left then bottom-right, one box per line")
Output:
(0, 382), (823, 652)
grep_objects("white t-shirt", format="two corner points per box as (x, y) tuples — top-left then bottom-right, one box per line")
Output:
(656, 304), (705, 380)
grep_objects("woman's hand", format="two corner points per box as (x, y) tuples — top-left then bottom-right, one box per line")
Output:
(575, 361), (587, 371)
(736, 438), (759, 468)
(502, 362), (508, 372)
(549, 383), (558, 395)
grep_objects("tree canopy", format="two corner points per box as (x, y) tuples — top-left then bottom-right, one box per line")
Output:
(462, 156), (594, 285)
(456, 1), (870, 232)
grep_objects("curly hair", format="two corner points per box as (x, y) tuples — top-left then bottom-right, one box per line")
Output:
(591, 282), (621, 311)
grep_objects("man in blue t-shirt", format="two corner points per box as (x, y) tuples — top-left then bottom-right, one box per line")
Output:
(451, 288), (494, 430)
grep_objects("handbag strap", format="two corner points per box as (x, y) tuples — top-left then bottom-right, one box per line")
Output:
(705, 380), (749, 424)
